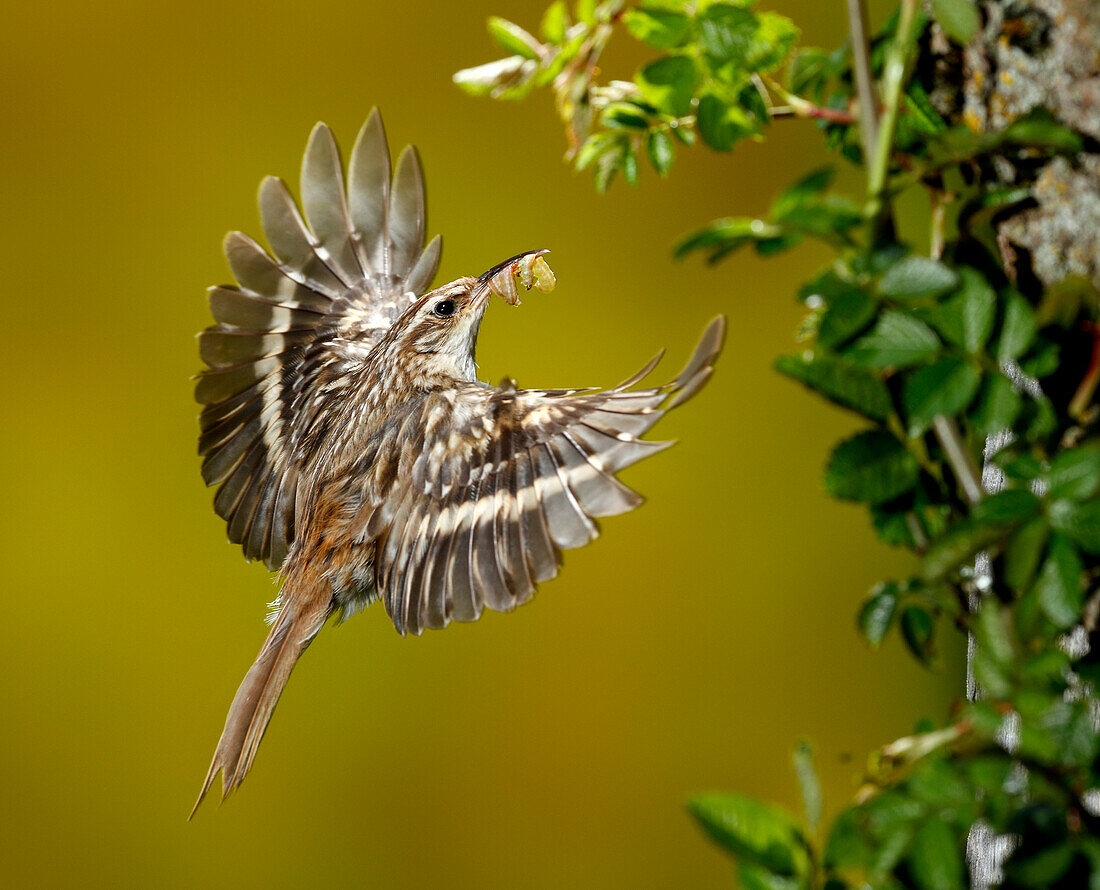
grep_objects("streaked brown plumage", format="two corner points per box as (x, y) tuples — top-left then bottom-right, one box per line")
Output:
(192, 111), (725, 815)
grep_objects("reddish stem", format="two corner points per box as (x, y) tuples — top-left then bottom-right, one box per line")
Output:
(804, 105), (857, 124)
(1069, 321), (1100, 419)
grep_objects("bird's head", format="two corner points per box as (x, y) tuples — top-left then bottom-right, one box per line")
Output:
(384, 250), (555, 385)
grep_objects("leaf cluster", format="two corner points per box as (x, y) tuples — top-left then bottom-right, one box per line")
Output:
(456, 0), (1100, 885)
(458, 0), (805, 191)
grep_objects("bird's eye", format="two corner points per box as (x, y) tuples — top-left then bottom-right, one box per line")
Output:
(433, 299), (456, 318)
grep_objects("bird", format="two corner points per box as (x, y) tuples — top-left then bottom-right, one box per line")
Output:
(191, 110), (725, 816)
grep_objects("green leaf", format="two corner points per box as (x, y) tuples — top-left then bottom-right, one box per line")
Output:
(901, 607), (936, 664)
(971, 373), (1022, 438)
(534, 41), (579, 87)
(696, 5), (798, 73)
(1015, 589), (1046, 647)
(846, 311), (941, 368)
(575, 0), (596, 26)
(921, 520), (1005, 580)
(975, 598), (1014, 667)
(755, 235), (803, 257)
(1024, 395), (1058, 441)
(1047, 446), (1100, 501)
(931, 0), (979, 45)
(696, 4), (758, 65)
(593, 140), (626, 192)
(697, 91), (758, 151)
(786, 46), (828, 95)
(972, 488), (1040, 525)
(921, 492), (1036, 581)
(902, 357), (981, 436)
(908, 759), (970, 808)
(769, 166), (834, 219)
(903, 82), (948, 137)
(1004, 517), (1049, 591)
(453, 56), (536, 98)
(687, 792), (809, 876)
(575, 132), (621, 170)
(1049, 499), (1100, 554)
(601, 102), (650, 129)
(908, 818), (965, 890)
(636, 55), (695, 117)
(750, 12), (800, 72)
(1045, 699), (1100, 766)
(776, 197), (862, 238)
(996, 450), (1042, 482)
(866, 792), (926, 867)
(647, 130), (674, 176)
(487, 17), (542, 60)
(996, 290), (1036, 362)
(872, 503), (919, 548)
(623, 7), (691, 49)
(879, 256), (959, 301)
(964, 755), (1012, 795)
(1005, 842), (1076, 887)
(1019, 649), (1071, 685)
(824, 809), (868, 871)
(859, 584), (899, 646)
(1032, 534), (1084, 628)
(972, 646), (1011, 698)
(824, 431), (919, 504)
(1001, 107), (1083, 152)
(737, 863), (802, 890)
(965, 701), (1006, 739)
(931, 267), (996, 353)
(674, 216), (780, 262)
(622, 144), (639, 186)
(1020, 338), (1060, 379)
(776, 353), (893, 421)
(798, 269), (849, 305)
(816, 288), (877, 350)
(863, 244), (909, 276)
(792, 743), (821, 834)
(540, 1), (569, 43)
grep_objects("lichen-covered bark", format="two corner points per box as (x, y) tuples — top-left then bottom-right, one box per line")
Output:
(932, 0), (1100, 289)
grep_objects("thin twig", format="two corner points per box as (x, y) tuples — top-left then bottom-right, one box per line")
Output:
(905, 513), (930, 553)
(1069, 321), (1100, 419)
(867, 0), (920, 216)
(930, 189), (949, 259)
(933, 415), (984, 506)
(845, 0), (879, 161)
(762, 75), (858, 123)
(925, 185), (983, 507)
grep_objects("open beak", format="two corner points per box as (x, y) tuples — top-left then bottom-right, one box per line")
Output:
(470, 249), (555, 311)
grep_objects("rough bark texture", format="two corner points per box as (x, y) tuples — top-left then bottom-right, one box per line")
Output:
(932, 0), (1100, 289)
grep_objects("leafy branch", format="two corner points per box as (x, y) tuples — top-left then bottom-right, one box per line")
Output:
(456, 0), (1100, 886)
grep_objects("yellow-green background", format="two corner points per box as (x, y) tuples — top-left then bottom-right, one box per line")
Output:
(2, 1), (962, 886)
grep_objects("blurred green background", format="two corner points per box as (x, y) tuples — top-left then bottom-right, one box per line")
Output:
(1, 1), (963, 886)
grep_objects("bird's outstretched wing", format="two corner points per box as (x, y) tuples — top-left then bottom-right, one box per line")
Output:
(196, 111), (441, 569)
(371, 317), (726, 636)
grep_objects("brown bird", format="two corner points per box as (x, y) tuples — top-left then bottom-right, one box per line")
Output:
(192, 110), (724, 815)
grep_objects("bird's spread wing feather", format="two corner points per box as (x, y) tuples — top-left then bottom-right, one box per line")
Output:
(196, 111), (441, 569)
(374, 316), (726, 636)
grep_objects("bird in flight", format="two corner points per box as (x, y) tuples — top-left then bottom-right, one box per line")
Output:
(192, 110), (724, 815)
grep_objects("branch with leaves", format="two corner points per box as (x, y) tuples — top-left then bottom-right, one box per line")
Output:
(457, 0), (1100, 886)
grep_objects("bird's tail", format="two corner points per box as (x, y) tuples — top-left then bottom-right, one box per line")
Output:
(190, 594), (331, 818)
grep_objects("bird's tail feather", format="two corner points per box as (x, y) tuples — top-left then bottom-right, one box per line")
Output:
(190, 596), (331, 818)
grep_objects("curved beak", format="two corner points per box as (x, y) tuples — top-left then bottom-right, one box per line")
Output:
(470, 249), (554, 311)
